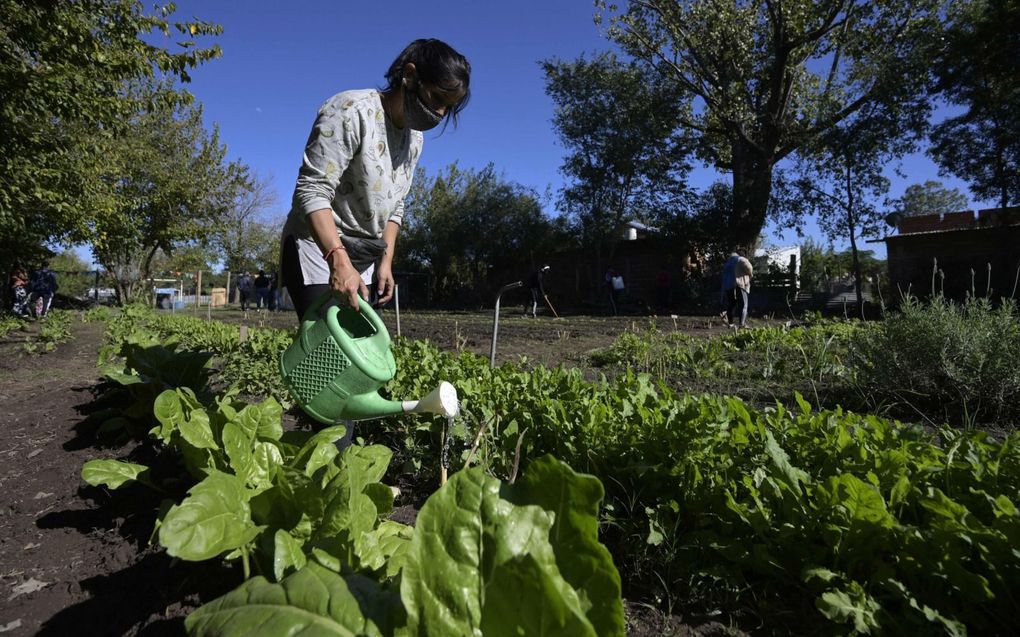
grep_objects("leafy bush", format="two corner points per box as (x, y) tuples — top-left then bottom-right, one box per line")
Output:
(587, 322), (863, 409)
(0, 313), (26, 339)
(856, 295), (1020, 427)
(82, 305), (113, 323)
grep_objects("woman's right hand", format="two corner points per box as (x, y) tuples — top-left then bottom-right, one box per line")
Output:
(328, 253), (367, 310)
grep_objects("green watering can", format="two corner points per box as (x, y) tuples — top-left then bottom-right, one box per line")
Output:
(280, 293), (458, 424)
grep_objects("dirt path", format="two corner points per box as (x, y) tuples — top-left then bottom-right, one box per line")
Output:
(0, 321), (228, 636)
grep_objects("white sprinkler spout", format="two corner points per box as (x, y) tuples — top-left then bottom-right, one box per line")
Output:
(401, 381), (460, 418)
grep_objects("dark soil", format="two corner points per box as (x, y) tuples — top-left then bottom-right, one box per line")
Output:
(0, 312), (747, 636)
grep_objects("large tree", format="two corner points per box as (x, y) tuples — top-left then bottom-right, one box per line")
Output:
(400, 164), (568, 305)
(0, 0), (222, 258)
(891, 181), (969, 217)
(92, 93), (240, 303)
(929, 0), (1020, 209)
(598, 0), (944, 251)
(786, 87), (927, 314)
(541, 52), (692, 257)
(210, 170), (282, 275)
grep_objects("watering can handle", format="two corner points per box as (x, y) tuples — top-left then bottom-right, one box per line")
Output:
(301, 292), (392, 380)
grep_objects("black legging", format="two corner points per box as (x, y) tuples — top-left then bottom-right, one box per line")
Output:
(725, 287), (749, 327)
(281, 235), (331, 321)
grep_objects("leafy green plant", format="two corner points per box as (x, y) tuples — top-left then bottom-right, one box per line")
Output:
(855, 294), (1020, 426)
(181, 456), (623, 637)
(0, 313), (25, 339)
(96, 307), (1020, 634)
(17, 309), (74, 353)
(82, 305), (113, 323)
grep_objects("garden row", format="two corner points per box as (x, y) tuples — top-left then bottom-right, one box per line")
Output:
(86, 305), (1020, 635)
(590, 295), (1020, 429)
(82, 307), (625, 636)
(0, 309), (75, 353)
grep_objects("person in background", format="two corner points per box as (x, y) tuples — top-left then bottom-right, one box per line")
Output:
(525, 264), (550, 318)
(254, 270), (271, 310)
(268, 271), (280, 311)
(720, 251), (753, 328)
(237, 272), (254, 311)
(606, 268), (625, 316)
(280, 38), (471, 321)
(9, 263), (30, 317)
(28, 265), (58, 319)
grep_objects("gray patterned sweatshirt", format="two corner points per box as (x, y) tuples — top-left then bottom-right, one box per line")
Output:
(281, 89), (423, 285)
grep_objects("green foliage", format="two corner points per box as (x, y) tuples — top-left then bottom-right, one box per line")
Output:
(0, 0), (222, 261)
(402, 458), (623, 636)
(207, 171), (282, 275)
(93, 89), (244, 303)
(930, 0), (1020, 209)
(113, 310), (1020, 634)
(19, 309), (74, 354)
(0, 313), (26, 340)
(588, 322), (862, 409)
(856, 294), (1020, 426)
(400, 163), (569, 304)
(185, 562), (401, 637)
(85, 313), (624, 635)
(542, 52), (692, 252)
(33, 310), (74, 352)
(82, 306), (113, 324)
(598, 0), (944, 250)
(892, 181), (971, 217)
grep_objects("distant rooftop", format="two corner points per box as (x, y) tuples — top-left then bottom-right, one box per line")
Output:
(886, 206), (1020, 238)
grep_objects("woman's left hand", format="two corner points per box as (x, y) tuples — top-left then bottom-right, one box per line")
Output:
(375, 262), (396, 305)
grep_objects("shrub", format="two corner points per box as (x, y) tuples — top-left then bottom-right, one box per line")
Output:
(855, 294), (1020, 427)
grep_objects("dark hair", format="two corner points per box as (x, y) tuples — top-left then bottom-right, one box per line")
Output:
(384, 38), (471, 129)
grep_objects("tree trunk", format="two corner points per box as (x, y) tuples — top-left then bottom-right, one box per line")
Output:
(730, 141), (775, 253)
(845, 165), (865, 319)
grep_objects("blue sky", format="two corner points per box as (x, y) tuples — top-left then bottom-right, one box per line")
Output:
(75, 0), (985, 265)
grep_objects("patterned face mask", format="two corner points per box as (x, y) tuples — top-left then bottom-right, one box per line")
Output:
(402, 78), (444, 131)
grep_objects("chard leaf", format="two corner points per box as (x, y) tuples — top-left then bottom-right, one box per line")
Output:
(764, 431), (809, 497)
(160, 471), (261, 561)
(81, 459), (149, 489)
(353, 519), (413, 575)
(184, 562), (402, 637)
(255, 397), (284, 440)
(816, 585), (881, 635)
(305, 438), (341, 479)
(222, 422), (255, 483)
(250, 442), (284, 491)
(153, 389), (184, 442)
(290, 424), (346, 475)
(401, 466), (597, 637)
(179, 406), (217, 450)
(315, 445), (394, 571)
(272, 529), (306, 581)
(480, 554), (597, 637)
(505, 455), (624, 637)
(239, 397), (284, 442)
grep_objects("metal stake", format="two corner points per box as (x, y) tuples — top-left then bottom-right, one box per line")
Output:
(490, 280), (523, 367)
